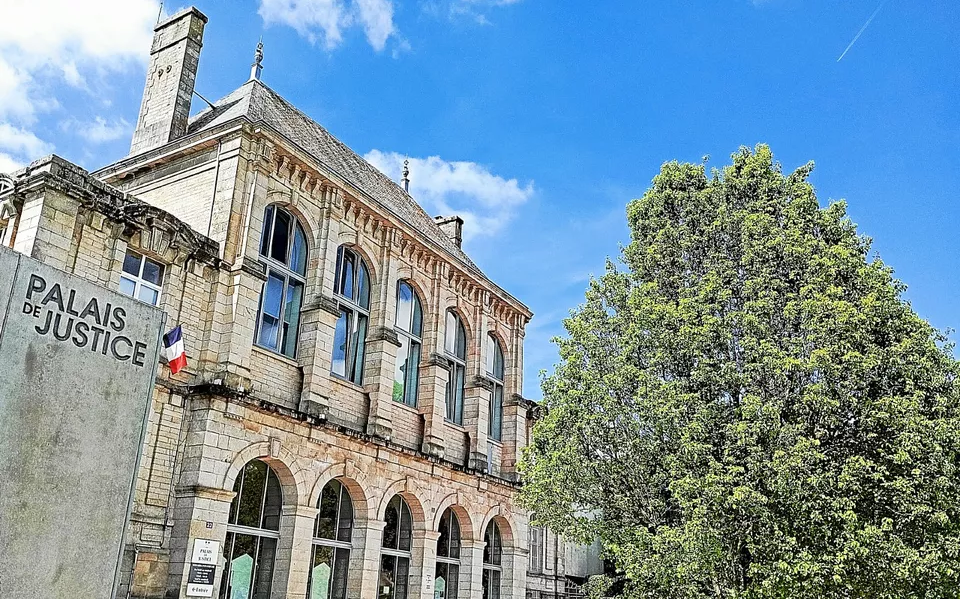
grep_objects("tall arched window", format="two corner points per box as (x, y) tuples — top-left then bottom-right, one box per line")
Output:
(333, 246), (370, 384)
(435, 508), (461, 599)
(444, 311), (467, 425)
(481, 521), (503, 599)
(380, 495), (413, 599)
(256, 205), (307, 358)
(393, 281), (423, 407)
(309, 480), (354, 599)
(221, 459), (282, 599)
(485, 334), (505, 442)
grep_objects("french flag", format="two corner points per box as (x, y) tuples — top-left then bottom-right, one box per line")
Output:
(163, 325), (187, 375)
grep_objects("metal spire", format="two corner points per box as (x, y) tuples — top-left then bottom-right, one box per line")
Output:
(401, 159), (410, 192)
(250, 37), (264, 81)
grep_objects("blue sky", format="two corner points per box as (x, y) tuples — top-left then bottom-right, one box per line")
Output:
(1, 0), (958, 398)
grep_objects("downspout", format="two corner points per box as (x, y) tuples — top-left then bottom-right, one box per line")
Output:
(205, 140), (224, 240)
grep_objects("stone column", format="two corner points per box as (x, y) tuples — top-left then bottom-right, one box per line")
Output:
(417, 530), (441, 599)
(166, 485), (236, 599)
(276, 505), (319, 599)
(501, 546), (528, 599)
(464, 377), (493, 471)
(459, 539), (485, 598)
(359, 519), (387, 598)
(363, 227), (401, 439)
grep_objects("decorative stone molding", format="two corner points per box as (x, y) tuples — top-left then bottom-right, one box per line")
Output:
(425, 352), (452, 371)
(368, 325), (401, 347)
(317, 294), (342, 317)
(239, 256), (267, 280)
(469, 375), (494, 392)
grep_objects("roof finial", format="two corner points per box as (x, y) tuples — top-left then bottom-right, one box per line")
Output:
(250, 37), (264, 81)
(401, 159), (410, 192)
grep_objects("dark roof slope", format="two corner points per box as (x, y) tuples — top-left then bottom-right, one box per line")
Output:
(187, 80), (480, 271)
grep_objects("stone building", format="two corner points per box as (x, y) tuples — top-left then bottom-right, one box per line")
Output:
(0, 6), (601, 599)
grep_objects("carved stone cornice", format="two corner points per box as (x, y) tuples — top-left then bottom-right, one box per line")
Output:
(468, 375), (494, 392)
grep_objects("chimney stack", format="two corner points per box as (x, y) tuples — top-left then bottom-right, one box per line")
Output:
(130, 7), (207, 155)
(434, 215), (464, 248)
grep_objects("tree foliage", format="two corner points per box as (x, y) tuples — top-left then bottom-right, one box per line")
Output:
(519, 146), (960, 598)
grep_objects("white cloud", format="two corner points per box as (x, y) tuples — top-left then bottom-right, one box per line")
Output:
(364, 150), (534, 241)
(0, 0), (158, 165)
(259, 0), (397, 51)
(0, 124), (53, 157)
(60, 117), (131, 144)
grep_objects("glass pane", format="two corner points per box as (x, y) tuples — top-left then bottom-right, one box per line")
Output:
(494, 341), (504, 380)
(234, 461), (266, 528)
(350, 314), (367, 384)
(142, 258), (163, 285)
(291, 224), (307, 275)
(252, 536), (277, 599)
(485, 336), (495, 376)
(337, 485), (354, 543)
(490, 385), (503, 441)
(358, 261), (370, 309)
(262, 273), (284, 318)
(444, 312), (457, 355)
(437, 510), (450, 558)
(224, 533), (255, 599)
(262, 467), (282, 531)
(453, 365), (465, 424)
(396, 282), (413, 331)
(332, 547), (350, 599)
(450, 513), (461, 559)
(395, 556), (409, 599)
(482, 569), (491, 599)
(260, 205), (275, 257)
(271, 208), (291, 264)
(137, 285), (159, 306)
(383, 498), (399, 550)
(404, 342), (420, 408)
(122, 251), (141, 275)
(332, 310), (349, 377)
(455, 321), (466, 359)
(339, 252), (354, 301)
(258, 314), (280, 351)
(316, 481), (340, 540)
(411, 293), (422, 338)
(445, 369), (456, 422)
(398, 500), (412, 552)
(393, 337), (409, 404)
(119, 276), (136, 298)
(379, 554), (397, 599)
(281, 279), (303, 357)
(309, 545), (334, 599)
(435, 563), (448, 599)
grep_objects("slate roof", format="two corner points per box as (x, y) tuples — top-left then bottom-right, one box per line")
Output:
(187, 79), (481, 272)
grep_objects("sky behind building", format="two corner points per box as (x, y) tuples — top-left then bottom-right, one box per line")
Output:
(1, 0), (958, 398)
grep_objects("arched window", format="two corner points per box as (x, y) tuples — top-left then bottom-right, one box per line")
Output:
(221, 459), (282, 599)
(435, 508), (461, 598)
(309, 479), (354, 599)
(332, 246), (370, 384)
(485, 334), (505, 441)
(482, 521), (503, 599)
(255, 205), (307, 357)
(443, 311), (467, 425)
(380, 495), (413, 599)
(393, 281), (423, 407)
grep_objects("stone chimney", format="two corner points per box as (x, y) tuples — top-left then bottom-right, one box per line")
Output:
(434, 215), (464, 248)
(130, 7), (207, 155)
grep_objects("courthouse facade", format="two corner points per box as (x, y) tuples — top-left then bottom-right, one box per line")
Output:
(0, 7), (600, 599)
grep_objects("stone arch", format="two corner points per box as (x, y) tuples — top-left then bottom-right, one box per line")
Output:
(334, 234), (380, 284)
(432, 492), (478, 541)
(259, 190), (320, 258)
(480, 505), (516, 548)
(393, 275), (433, 334)
(308, 462), (371, 525)
(440, 303), (474, 353)
(221, 440), (305, 508)
(377, 478), (426, 526)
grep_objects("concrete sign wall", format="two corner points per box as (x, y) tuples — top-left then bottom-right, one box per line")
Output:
(0, 245), (164, 599)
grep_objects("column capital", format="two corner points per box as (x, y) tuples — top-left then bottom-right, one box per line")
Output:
(281, 504), (320, 518)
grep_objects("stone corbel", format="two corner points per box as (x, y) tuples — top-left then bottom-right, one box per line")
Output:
(368, 326), (401, 347)
(468, 375), (494, 392)
(239, 256), (268, 280)
(425, 352), (452, 370)
(317, 294), (342, 317)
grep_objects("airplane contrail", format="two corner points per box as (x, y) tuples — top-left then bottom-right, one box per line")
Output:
(837, 1), (886, 62)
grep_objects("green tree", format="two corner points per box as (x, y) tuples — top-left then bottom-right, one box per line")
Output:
(520, 146), (960, 598)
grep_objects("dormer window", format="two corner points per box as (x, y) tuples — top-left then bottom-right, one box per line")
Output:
(255, 205), (307, 358)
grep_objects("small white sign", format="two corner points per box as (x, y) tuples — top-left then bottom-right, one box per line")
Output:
(186, 583), (213, 597)
(191, 539), (220, 565)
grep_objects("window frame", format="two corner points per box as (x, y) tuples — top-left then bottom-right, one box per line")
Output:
(379, 495), (414, 599)
(444, 311), (467, 425)
(119, 248), (165, 307)
(482, 521), (503, 599)
(308, 479), (354, 599)
(486, 334), (505, 442)
(332, 246), (371, 385)
(393, 281), (423, 407)
(435, 508), (462, 598)
(221, 459), (283, 599)
(254, 205), (308, 358)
